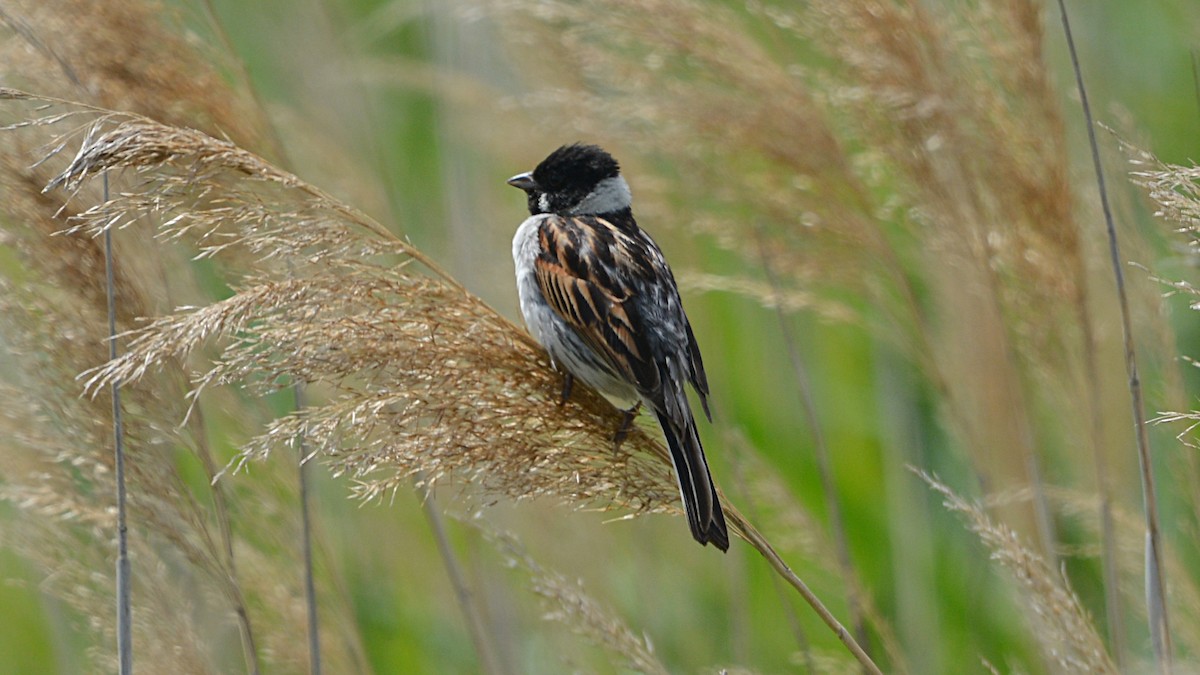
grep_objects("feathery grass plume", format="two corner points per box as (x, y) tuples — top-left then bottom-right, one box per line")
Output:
(0, 135), (339, 673)
(1128, 142), (1200, 240)
(0, 193), (362, 668)
(32, 95), (681, 516)
(0, 21), (355, 673)
(0, 0), (265, 150)
(917, 471), (1117, 674)
(0, 2), (334, 669)
(810, 0), (1081, 320)
(806, 0), (1095, 564)
(0, 81), (246, 664)
(992, 480), (1200, 671)
(0, 247), (246, 673)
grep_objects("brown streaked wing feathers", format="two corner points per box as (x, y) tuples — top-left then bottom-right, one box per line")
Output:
(533, 216), (660, 394)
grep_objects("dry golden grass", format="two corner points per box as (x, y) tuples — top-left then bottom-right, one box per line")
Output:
(0, 2), (351, 671)
(25, 104), (684, 516)
(0, 0), (265, 148)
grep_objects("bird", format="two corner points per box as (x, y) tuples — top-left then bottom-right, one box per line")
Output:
(507, 143), (729, 551)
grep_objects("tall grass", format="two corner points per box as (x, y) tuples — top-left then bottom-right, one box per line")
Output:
(0, 0), (1198, 673)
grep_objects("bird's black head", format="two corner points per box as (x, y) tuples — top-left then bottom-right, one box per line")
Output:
(507, 144), (631, 216)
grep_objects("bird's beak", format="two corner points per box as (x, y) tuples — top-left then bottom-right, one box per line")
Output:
(506, 172), (537, 191)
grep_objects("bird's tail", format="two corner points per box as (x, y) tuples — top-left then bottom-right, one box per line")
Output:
(655, 408), (729, 551)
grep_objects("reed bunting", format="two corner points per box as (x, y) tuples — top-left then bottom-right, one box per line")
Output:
(508, 144), (729, 551)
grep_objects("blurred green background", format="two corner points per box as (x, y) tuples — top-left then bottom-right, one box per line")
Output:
(3, 0), (1200, 673)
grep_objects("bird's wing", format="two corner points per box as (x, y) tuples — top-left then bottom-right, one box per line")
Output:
(684, 317), (711, 421)
(532, 215), (661, 394)
(535, 215), (728, 549)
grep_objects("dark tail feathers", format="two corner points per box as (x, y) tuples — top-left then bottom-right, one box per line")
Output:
(655, 409), (729, 552)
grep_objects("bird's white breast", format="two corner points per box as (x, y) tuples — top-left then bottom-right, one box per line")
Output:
(512, 215), (553, 346)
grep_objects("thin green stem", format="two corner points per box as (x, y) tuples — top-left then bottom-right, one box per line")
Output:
(1057, 1), (1171, 670)
(103, 172), (132, 675)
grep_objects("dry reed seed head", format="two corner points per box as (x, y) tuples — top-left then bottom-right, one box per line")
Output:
(776, 0), (1119, 519)
(486, 0), (855, 192)
(0, 365), (235, 673)
(1129, 149), (1200, 233)
(233, 327), (683, 515)
(0, 8), (390, 673)
(0, 96), (357, 670)
(917, 472), (1118, 674)
(81, 260), (682, 517)
(0, 119), (169, 330)
(0, 0), (266, 150)
(10, 95), (688, 523)
(804, 0), (1083, 339)
(8, 108), (406, 280)
(50, 119), (293, 195)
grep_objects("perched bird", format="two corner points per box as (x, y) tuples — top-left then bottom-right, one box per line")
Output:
(508, 143), (729, 551)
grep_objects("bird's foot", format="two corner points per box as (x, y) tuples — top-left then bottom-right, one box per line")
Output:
(612, 402), (642, 449)
(558, 373), (574, 406)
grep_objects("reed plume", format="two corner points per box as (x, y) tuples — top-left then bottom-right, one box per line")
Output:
(0, 0), (354, 669)
(36, 105), (681, 513)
